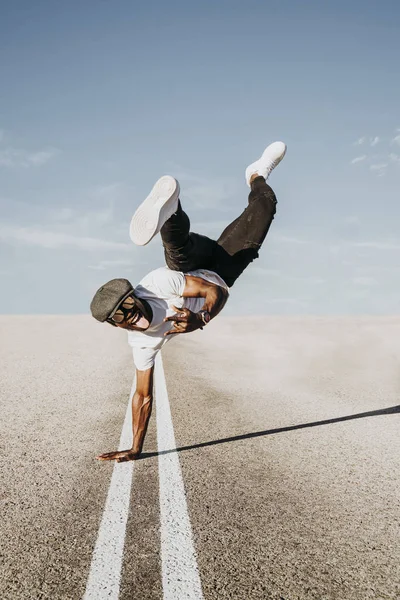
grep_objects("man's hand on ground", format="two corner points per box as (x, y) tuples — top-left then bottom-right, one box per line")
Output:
(163, 305), (203, 336)
(96, 449), (141, 462)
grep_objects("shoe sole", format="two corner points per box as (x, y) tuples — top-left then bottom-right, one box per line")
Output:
(129, 176), (180, 245)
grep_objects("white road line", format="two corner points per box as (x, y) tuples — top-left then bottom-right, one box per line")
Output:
(155, 354), (204, 600)
(83, 378), (136, 600)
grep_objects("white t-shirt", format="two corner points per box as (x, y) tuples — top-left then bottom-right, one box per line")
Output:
(127, 267), (229, 371)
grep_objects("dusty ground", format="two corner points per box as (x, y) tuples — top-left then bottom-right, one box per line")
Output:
(1, 315), (399, 600)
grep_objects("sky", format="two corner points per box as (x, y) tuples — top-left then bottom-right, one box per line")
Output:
(0, 0), (399, 316)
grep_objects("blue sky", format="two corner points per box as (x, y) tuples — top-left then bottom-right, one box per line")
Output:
(1, 0), (399, 315)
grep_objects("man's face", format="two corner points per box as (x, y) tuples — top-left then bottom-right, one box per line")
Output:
(108, 295), (150, 332)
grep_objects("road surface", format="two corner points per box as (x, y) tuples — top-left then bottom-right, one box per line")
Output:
(1, 315), (399, 600)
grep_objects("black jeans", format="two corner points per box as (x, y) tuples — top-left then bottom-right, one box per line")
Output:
(160, 176), (277, 287)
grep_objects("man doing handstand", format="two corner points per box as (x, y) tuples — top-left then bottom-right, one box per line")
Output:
(90, 141), (287, 461)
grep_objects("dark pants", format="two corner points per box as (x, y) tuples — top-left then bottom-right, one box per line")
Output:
(160, 176), (277, 287)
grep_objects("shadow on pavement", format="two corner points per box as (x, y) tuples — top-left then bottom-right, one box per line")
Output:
(141, 404), (400, 459)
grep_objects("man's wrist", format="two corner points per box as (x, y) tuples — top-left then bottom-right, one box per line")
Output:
(198, 310), (211, 327)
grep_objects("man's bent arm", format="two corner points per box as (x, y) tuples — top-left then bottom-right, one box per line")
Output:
(182, 275), (229, 320)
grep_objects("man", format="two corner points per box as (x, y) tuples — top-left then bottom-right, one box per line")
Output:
(90, 141), (287, 462)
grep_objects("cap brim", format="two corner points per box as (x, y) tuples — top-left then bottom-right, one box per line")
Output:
(109, 290), (152, 324)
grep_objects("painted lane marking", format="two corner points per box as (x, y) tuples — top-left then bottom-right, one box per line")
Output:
(155, 354), (204, 600)
(83, 378), (136, 600)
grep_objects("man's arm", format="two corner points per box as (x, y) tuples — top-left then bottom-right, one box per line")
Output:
(130, 366), (154, 456)
(183, 275), (229, 318)
(164, 275), (229, 335)
(96, 366), (154, 462)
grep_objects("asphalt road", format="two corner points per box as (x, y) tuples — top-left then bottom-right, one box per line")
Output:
(1, 315), (399, 600)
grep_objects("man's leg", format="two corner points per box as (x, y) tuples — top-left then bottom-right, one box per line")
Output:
(129, 175), (217, 270)
(130, 142), (285, 279)
(207, 139), (287, 286)
(210, 176), (277, 286)
(160, 201), (217, 272)
(218, 175), (277, 253)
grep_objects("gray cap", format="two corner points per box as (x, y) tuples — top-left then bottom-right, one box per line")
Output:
(90, 278), (134, 322)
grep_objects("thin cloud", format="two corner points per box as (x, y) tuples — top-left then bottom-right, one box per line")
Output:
(350, 130), (400, 172)
(352, 240), (400, 251)
(369, 163), (387, 176)
(165, 163), (237, 211)
(246, 266), (324, 284)
(90, 182), (124, 201)
(77, 205), (114, 228)
(246, 266), (281, 276)
(343, 215), (360, 225)
(271, 233), (315, 245)
(88, 259), (134, 270)
(389, 153), (400, 164)
(351, 155), (367, 164)
(47, 182), (127, 227)
(0, 224), (131, 251)
(263, 297), (310, 306)
(28, 150), (58, 166)
(391, 134), (400, 146)
(49, 207), (75, 222)
(329, 238), (400, 254)
(353, 276), (378, 286)
(49, 205), (114, 228)
(0, 147), (59, 168)
(285, 275), (325, 284)
(183, 180), (234, 211)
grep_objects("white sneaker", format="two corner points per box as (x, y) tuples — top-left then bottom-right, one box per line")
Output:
(129, 175), (180, 245)
(245, 141), (287, 187)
